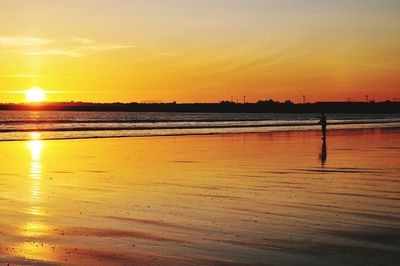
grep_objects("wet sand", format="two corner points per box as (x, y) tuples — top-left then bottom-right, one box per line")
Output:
(0, 128), (399, 265)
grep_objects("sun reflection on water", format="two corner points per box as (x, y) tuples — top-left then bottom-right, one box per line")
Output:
(21, 221), (49, 237)
(28, 133), (43, 162)
(11, 242), (58, 263)
(27, 133), (44, 196)
(14, 132), (55, 262)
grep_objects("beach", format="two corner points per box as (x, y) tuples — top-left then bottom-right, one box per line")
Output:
(0, 128), (399, 265)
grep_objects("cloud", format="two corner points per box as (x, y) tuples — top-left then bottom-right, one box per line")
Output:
(79, 44), (136, 53)
(0, 35), (53, 46)
(70, 37), (95, 45)
(0, 73), (41, 79)
(0, 73), (81, 80)
(25, 37), (139, 57)
(156, 52), (179, 57)
(25, 49), (82, 57)
(0, 35), (138, 57)
(26, 43), (138, 57)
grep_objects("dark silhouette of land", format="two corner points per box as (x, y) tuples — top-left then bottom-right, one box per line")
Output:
(0, 100), (399, 113)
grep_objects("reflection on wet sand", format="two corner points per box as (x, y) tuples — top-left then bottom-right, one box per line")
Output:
(320, 138), (327, 165)
(26, 133), (44, 214)
(0, 129), (399, 265)
(14, 133), (56, 263)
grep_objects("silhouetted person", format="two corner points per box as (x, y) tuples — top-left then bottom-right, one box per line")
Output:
(320, 138), (327, 165)
(318, 113), (327, 140)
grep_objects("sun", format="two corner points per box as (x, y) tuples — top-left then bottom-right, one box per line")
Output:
(25, 87), (46, 103)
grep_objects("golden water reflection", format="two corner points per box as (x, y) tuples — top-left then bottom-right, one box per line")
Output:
(27, 133), (44, 199)
(15, 132), (54, 262)
(28, 141), (43, 162)
(12, 242), (56, 262)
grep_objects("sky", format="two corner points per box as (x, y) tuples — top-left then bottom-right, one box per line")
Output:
(0, 0), (399, 103)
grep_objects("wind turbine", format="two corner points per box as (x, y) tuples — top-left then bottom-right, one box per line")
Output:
(297, 89), (306, 104)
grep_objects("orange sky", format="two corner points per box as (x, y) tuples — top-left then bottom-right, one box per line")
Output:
(0, 0), (399, 103)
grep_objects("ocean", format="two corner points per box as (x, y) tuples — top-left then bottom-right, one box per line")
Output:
(0, 110), (400, 141)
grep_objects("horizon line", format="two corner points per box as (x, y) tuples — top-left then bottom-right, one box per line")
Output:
(1, 99), (399, 105)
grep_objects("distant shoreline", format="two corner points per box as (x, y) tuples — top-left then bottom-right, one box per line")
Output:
(1, 101), (400, 113)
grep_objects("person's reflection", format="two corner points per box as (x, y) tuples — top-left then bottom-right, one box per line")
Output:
(319, 138), (327, 165)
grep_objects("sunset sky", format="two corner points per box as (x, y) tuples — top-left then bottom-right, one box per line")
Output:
(0, 0), (399, 103)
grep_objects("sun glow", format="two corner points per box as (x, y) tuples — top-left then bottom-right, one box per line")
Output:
(25, 87), (46, 103)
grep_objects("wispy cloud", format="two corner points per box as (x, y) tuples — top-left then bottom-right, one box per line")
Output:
(156, 52), (179, 57)
(0, 35), (138, 57)
(25, 49), (82, 58)
(26, 43), (137, 57)
(78, 44), (137, 53)
(70, 37), (95, 45)
(0, 73), (81, 80)
(0, 35), (53, 46)
(0, 73), (41, 79)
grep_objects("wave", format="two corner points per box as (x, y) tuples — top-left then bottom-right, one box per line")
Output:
(0, 122), (399, 142)
(1, 119), (400, 133)
(1, 116), (400, 125)
(1, 111), (400, 141)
